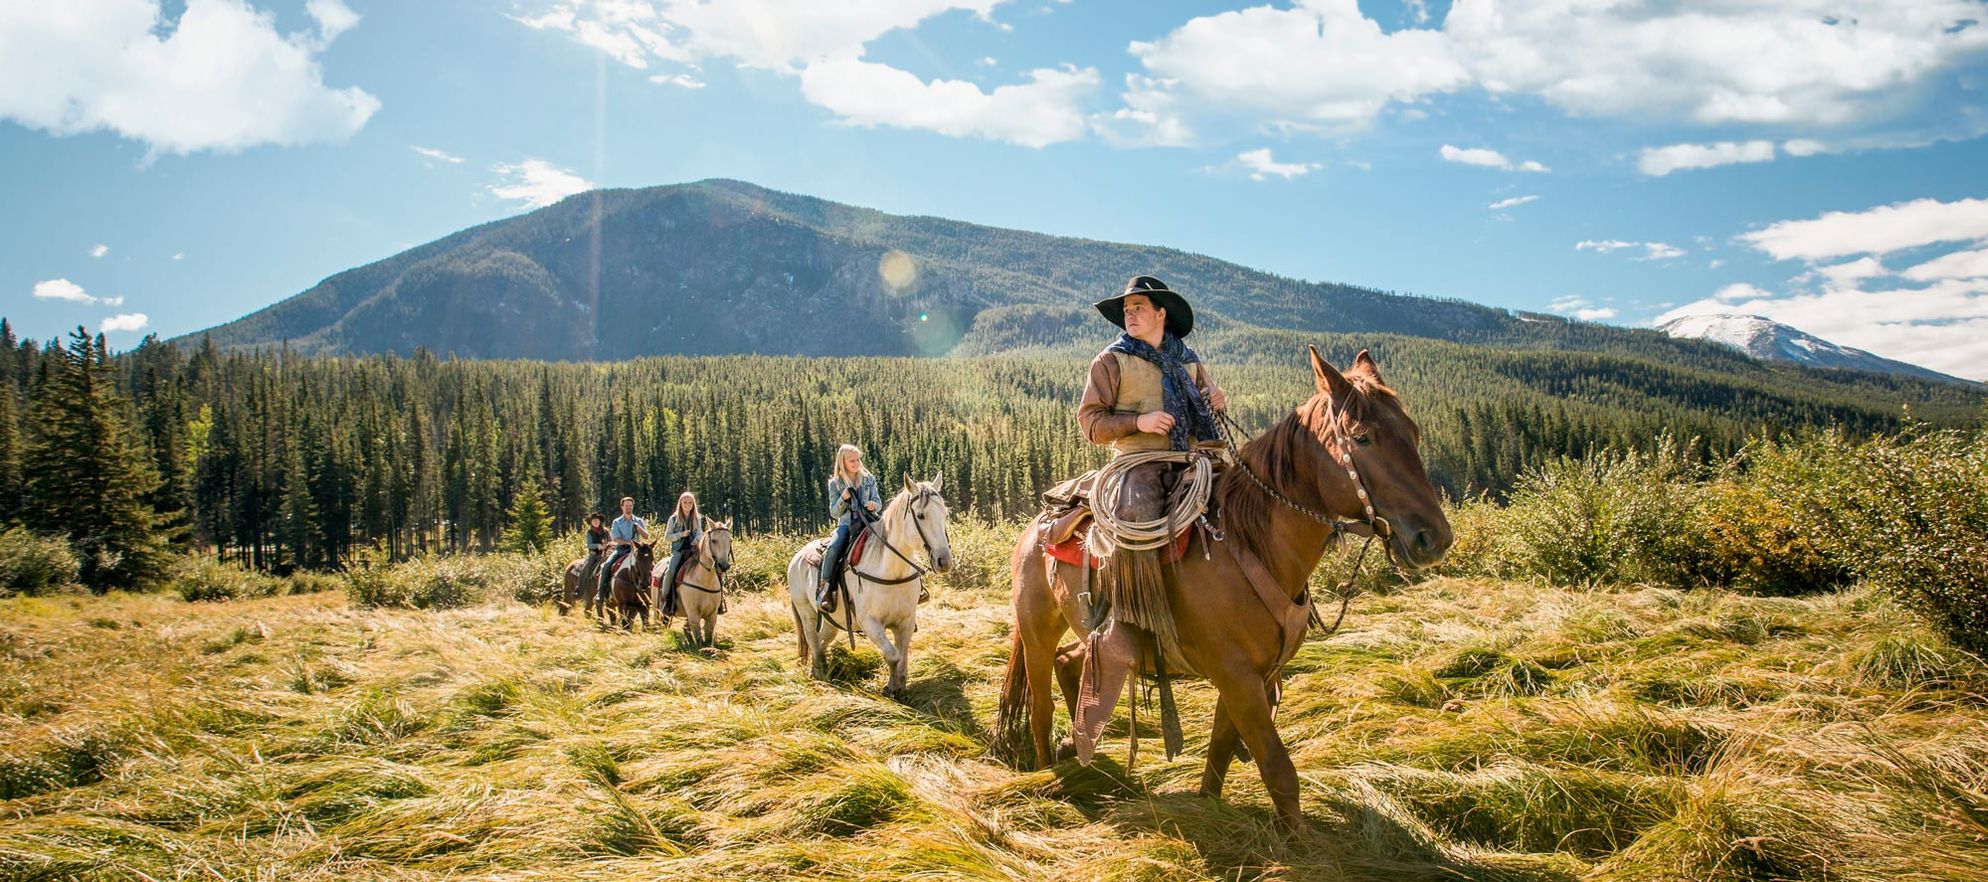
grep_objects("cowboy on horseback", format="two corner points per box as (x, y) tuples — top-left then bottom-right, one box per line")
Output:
(817, 444), (881, 614)
(1078, 275), (1229, 606)
(657, 491), (704, 617)
(598, 495), (652, 601)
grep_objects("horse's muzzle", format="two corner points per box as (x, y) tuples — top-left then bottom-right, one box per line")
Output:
(1389, 520), (1453, 570)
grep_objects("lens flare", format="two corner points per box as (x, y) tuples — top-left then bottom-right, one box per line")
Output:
(879, 250), (917, 292)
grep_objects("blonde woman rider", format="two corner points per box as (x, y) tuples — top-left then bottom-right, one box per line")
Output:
(817, 444), (881, 614)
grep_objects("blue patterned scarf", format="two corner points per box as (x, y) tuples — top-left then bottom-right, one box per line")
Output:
(1108, 332), (1219, 451)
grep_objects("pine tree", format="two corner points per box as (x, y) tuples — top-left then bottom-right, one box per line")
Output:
(502, 475), (554, 554)
(21, 329), (166, 589)
(0, 385), (19, 525)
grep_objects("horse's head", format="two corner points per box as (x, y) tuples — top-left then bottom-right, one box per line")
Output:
(634, 540), (658, 568)
(702, 520), (734, 574)
(1304, 346), (1452, 569)
(898, 472), (954, 573)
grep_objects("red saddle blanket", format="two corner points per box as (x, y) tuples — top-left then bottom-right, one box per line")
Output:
(1044, 528), (1192, 569)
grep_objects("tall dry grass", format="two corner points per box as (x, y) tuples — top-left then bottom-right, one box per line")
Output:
(4, 516), (1987, 880)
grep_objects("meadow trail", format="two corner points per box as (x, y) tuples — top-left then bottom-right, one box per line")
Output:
(5, 551), (1988, 882)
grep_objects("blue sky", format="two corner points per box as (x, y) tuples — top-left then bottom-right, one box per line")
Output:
(4, 1), (1988, 377)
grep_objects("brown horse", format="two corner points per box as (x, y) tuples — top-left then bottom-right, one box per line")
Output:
(605, 541), (657, 631)
(557, 554), (604, 616)
(996, 347), (1453, 832)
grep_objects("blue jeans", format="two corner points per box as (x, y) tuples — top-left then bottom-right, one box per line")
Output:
(819, 522), (858, 603)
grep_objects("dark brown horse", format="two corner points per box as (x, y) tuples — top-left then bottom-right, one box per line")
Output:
(604, 541), (657, 631)
(557, 554), (603, 616)
(996, 347), (1453, 831)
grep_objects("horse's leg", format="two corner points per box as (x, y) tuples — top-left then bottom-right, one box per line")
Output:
(1199, 692), (1242, 799)
(888, 618), (914, 696)
(859, 614), (903, 695)
(1208, 663), (1303, 832)
(702, 603), (717, 646)
(1016, 577), (1066, 771)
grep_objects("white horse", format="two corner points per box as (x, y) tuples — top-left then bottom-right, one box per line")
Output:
(788, 474), (954, 696)
(672, 521), (732, 648)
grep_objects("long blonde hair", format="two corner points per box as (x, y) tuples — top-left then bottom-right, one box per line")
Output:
(830, 444), (870, 487)
(675, 491), (700, 525)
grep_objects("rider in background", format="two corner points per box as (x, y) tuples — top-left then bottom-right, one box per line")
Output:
(818, 444), (881, 614)
(582, 512), (608, 584)
(598, 496), (652, 600)
(659, 491), (704, 615)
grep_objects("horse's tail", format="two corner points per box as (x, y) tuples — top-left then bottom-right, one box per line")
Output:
(993, 624), (1031, 767)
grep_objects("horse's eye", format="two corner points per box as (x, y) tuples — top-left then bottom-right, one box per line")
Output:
(1355, 433), (1372, 446)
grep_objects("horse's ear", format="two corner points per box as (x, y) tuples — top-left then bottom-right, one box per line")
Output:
(1309, 344), (1352, 400)
(903, 473), (917, 494)
(1351, 348), (1384, 384)
(930, 471), (943, 493)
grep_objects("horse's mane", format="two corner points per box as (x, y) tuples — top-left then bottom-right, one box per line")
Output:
(1215, 372), (1398, 561)
(880, 486), (915, 539)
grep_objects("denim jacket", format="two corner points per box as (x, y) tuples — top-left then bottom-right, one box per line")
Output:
(827, 473), (881, 527)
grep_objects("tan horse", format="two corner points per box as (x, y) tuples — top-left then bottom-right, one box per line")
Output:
(670, 521), (733, 648)
(996, 347), (1453, 832)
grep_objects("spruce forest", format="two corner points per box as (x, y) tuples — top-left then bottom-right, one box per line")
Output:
(0, 315), (1978, 589)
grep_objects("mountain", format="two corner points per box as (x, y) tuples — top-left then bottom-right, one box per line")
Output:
(180, 179), (1771, 368)
(1657, 313), (1971, 385)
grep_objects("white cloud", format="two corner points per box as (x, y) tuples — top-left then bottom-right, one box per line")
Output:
(171, 252), (185, 261)
(1235, 147), (1319, 181)
(1447, 0), (1988, 127)
(0, 0), (380, 156)
(1488, 194), (1538, 210)
(1122, 0), (1468, 132)
(1740, 197), (1988, 262)
(1811, 256), (1888, 288)
(33, 279), (98, 303)
(1549, 295), (1617, 321)
(799, 60), (1095, 147)
(1093, 73), (1194, 147)
(410, 145), (465, 164)
(488, 159), (595, 209)
(1637, 140), (1777, 176)
(512, 2), (1098, 145)
(1439, 144), (1547, 172)
(1109, 1), (1988, 150)
(1903, 247), (1988, 281)
(1577, 240), (1684, 261)
(1782, 138), (1829, 157)
(99, 313), (150, 333)
(89, 243), (108, 258)
(306, 0), (359, 42)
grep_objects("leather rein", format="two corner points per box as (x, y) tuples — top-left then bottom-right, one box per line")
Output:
(1215, 404), (1392, 636)
(846, 487), (944, 587)
(675, 523), (730, 594)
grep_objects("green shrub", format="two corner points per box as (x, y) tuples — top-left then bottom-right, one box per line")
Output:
(169, 558), (285, 602)
(1695, 480), (1843, 596)
(1832, 427), (1988, 654)
(286, 571), (344, 595)
(730, 530), (810, 596)
(1503, 440), (1708, 589)
(0, 527), (80, 597)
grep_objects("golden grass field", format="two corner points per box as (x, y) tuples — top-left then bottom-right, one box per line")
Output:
(4, 527), (1988, 881)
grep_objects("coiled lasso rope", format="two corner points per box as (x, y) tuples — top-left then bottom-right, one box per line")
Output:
(1085, 448), (1221, 556)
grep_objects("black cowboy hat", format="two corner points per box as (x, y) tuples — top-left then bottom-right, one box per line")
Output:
(1094, 275), (1195, 338)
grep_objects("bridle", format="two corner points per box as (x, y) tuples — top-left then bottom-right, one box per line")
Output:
(677, 522), (730, 594)
(848, 486), (947, 586)
(1215, 401), (1393, 634)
